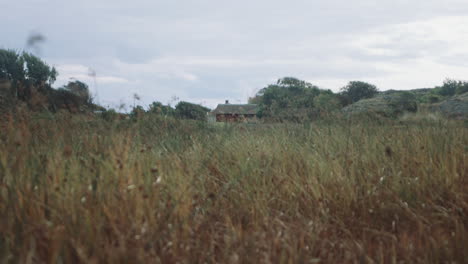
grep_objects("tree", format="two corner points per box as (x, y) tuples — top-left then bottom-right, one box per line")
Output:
(48, 88), (85, 112)
(63, 80), (91, 103)
(250, 77), (321, 110)
(0, 49), (57, 86)
(249, 77), (338, 120)
(313, 92), (341, 112)
(175, 101), (210, 121)
(22, 52), (57, 86)
(437, 79), (468, 96)
(130, 105), (145, 120)
(0, 49), (58, 101)
(456, 84), (468, 95)
(44, 80), (94, 112)
(340, 81), (378, 104)
(421, 93), (443, 104)
(101, 108), (119, 121)
(0, 49), (25, 82)
(148, 101), (175, 116)
(0, 48), (104, 113)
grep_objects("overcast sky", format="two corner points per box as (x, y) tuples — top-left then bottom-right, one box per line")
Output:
(2, 0), (468, 109)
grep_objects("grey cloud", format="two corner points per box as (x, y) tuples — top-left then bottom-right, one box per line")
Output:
(2, 0), (468, 108)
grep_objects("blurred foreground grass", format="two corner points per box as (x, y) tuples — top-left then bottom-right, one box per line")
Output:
(0, 111), (467, 263)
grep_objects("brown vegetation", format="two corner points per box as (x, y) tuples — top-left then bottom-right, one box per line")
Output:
(0, 111), (467, 263)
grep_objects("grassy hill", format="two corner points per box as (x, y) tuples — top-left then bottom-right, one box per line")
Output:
(342, 91), (418, 117)
(343, 88), (468, 119)
(430, 92), (468, 119)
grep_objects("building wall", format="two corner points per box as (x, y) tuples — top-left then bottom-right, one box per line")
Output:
(216, 114), (257, 123)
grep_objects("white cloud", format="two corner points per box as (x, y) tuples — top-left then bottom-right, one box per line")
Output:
(55, 64), (129, 86)
(96, 76), (129, 84)
(350, 15), (468, 60)
(4, 1), (468, 107)
(341, 15), (468, 90)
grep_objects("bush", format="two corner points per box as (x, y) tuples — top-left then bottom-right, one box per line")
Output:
(0, 49), (57, 87)
(130, 105), (146, 120)
(436, 79), (468, 97)
(343, 92), (418, 118)
(0, 49), (25, 83)
(388, 91), (418, 114)
(421, 93), (443, 104)
(0, 48), (103, 113)
(101, 108), (119, 122)
(48, 88), (84, 112)
(456, 83), (468, 95)
(249, 77), (341, 121)
(62, 80), (92, 103)
(175, 101), (210, 121)
(22, 52), (57, 86)
(313, 92), (341, 112)
(340, 81), (378, 104)
(148, 101), (175, 116)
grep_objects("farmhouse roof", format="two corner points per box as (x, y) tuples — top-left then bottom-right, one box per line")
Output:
(212, 104), (258, 115)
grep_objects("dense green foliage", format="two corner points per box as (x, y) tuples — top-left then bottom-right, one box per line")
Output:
(22, 52), (57, 86)
(175, 101), (211, 120)
(0, 49), (57, 87)
(249, 77), (343, 121)
(128, 101), (210, 121)
(0, 49), (25, 82)
(340, 81), (379, 104)
(61, 80), (92, 103)
(388, 91), (418, 113)
(148, 101), (175, 116)
(343, 91), (418, 118)
(130, 105), (146, 119)
(436, 78), (468, 96)
(0, 49), (100, 113)
(248, 77), (466, 121)
(415, 79), (468, 104)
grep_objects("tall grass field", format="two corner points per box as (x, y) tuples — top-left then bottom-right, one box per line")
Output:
(0, 112), (467, 263)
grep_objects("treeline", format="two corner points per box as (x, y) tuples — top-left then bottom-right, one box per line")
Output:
(248, 77), (468, 121)
(126, 77), (467, 122)
(249, 77), (381, 121)
(2, 48), (466, 121)
(0, 48), (211, 121)
(121, 101), (210, 122)
(0, 49), (102, 113)
(416, 79), (468, 103)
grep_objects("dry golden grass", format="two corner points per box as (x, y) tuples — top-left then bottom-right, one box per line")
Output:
(0, 111), (467, 263)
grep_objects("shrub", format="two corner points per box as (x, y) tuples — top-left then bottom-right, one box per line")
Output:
(48, 88), (84, 112)
(148, 101), (175, 116)
(389, 91), (418, 114)
(130, 105), (146, 120)
(0, 49), (25, 83)
(101, 108), (119, 121)
(22, 52), (57, 86)
(421, 93), (443, 104)
(175, 101), (210, 121)
(313, 92), (341, 112)
(437, 79), (468, 96)
(62, 80), (92, 103)
(340, 81), (378, 104)
(249, 77), (341, 121)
